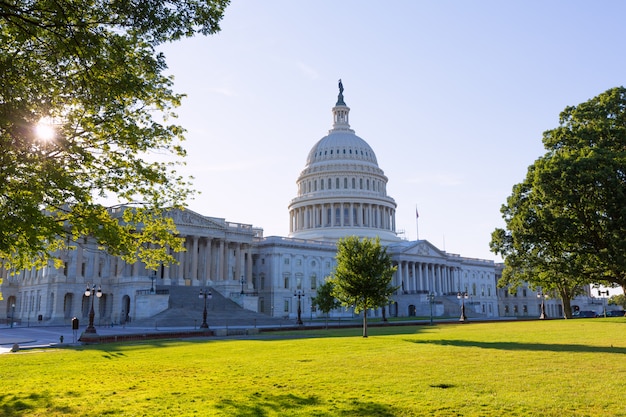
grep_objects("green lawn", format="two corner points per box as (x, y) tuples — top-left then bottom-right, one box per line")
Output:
(1, 319), (625, 416)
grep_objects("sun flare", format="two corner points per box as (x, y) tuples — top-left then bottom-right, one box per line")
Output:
(35, 117), (55, 141)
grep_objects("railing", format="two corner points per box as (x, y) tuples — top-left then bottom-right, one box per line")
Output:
(136, 289), (170, 295)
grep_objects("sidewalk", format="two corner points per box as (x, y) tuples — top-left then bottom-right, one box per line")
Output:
(0, 324), (203, 353)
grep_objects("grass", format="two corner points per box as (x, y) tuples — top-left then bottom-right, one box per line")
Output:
(1, 319), (625, 416)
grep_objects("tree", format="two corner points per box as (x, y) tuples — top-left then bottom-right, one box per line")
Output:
(0, 1), (230, 277)
(311, 280), (340, 329)
(608, 294), (626, 310)
(329, 236), (397, 337)
(491, 87), (626, 317)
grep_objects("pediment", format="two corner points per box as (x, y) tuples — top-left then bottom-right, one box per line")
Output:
(390, 240), (447, 259)
(168, 209), (226, 230)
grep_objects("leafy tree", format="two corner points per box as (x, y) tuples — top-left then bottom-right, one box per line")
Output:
(0, 1), (230, 277)
(329, 236), (397, 337)
(311, 280), (340, 329)
(491, 87), (626, 317)
(608, 293), (626, 309)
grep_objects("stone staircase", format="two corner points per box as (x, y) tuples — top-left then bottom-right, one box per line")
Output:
(129, 285), (287, 328)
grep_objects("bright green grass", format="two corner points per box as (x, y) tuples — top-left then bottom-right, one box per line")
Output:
(1, 319), (625, 416)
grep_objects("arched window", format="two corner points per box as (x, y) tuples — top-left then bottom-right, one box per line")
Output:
(352, 178), (356, 189)
(344, 178), (348, 188)
(336, 178), (340, 189)
(328, 178), (332, 189)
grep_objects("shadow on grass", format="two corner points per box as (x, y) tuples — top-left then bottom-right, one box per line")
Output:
(215, 393), (398, 416)
(408, 339), (626, 354)
(0, 392), (75, 417)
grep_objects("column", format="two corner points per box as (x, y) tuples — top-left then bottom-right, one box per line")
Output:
(191, 236), (199, 283)
(235, 243), (242, 282)
(398, 261), (405, 292)
(92, 250), (99, 280)
(246, 249), (253, 288)
(204, 238), (213, 283)
(217, 240), (224, 281)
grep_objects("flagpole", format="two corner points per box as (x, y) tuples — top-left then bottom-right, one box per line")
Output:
(415, 206), (419, 241)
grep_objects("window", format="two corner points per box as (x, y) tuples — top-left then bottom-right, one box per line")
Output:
(328, 178), (331, 189)
(336, 178), (340, 189)
(284, 299), (289, 313)
(296, 259), (302, 266)
(284, 276), (289, 289)
(284, 258), (289, 265)
(310, 274), (317, 290)
(344, 178), (348, 188)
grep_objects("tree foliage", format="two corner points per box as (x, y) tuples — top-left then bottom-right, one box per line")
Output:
(311, 280), (340, 329)
(329, 236), (397, 337)
(491, 87), (626, 317)
(608, 294), (626, 309)
(0, 0), (230, 272)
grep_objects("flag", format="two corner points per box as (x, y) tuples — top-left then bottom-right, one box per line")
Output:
(415, 207), (419, 219)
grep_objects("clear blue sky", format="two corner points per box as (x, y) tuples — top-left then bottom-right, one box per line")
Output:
(157, 1), (626, 261)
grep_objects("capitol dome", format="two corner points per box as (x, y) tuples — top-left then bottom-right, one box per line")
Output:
(288, 81), (399, 243)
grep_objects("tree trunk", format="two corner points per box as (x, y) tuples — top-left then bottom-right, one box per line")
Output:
(560, 290), (573, 318)
(363, 309), (368, 338)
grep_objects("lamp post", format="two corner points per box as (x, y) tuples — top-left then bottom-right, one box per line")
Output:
(294, 290), (304, 325)
(457, 291), (468, 322)
(240, 276), (245, 295)
(427, 292), (435, 326)
(598, 289), (609, 317)
(10, 303), (15, 328)
(199, 288), (212, 329)
(537, 292), (548, 319)
(84, 284), (102, 334)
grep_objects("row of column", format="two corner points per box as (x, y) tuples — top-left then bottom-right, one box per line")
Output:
(167, 236), (253, 287)
(396, 260), (460, 295)
(290, 202), (395, 232)
(7, 235), (255, 288)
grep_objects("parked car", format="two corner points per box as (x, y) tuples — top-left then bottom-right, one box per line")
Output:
(605, 310), (625, 317)
(573, 310), (598, 318)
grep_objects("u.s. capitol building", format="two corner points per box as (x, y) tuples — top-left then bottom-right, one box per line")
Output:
(2, 83), (507, 326)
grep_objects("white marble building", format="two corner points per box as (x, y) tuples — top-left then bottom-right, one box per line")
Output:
(1, 83), (500, 325)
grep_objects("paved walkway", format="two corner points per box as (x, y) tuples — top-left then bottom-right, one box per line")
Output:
(0, 323), (270, 353)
